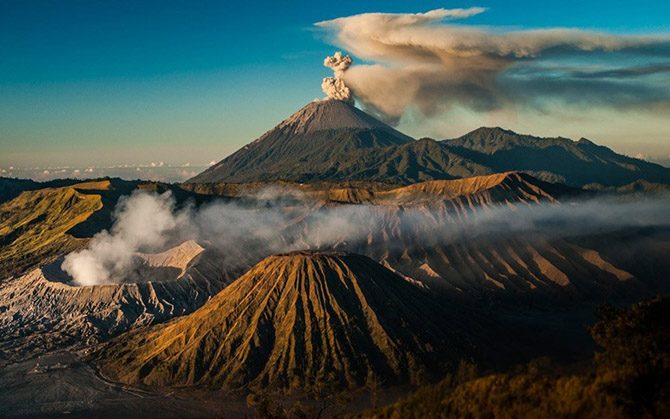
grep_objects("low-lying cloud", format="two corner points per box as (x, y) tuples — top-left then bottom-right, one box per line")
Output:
(61, 188), (670, 286)
(316, 8), (670, 123)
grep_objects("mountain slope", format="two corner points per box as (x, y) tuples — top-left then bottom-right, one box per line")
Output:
(180, 172), (575, 205)
(190, 100), (669, 187)
(0, 177), (84, 204)
(98, 252), (465, 390)
(192, 136), (493, 185)
(0, 179), (150, 280)
(369, 171), (570, 206)
(0, 178), (211, 281)
(189, 100), (414, 183)
(443, 127), (670, 187)
(308, 138), (491, 184)
(0, 183), (104, 279)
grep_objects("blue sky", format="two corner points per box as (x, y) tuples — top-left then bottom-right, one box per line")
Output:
(1, 0), (669, 172)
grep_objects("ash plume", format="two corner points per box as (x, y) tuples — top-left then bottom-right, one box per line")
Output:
(316, 8), (670, 123)
(322, 51), (354, 102)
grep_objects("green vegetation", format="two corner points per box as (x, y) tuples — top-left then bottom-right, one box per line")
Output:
(355, 297), (669, 419)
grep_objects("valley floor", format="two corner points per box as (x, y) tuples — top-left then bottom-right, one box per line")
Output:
(0, 351), (251, 418)
(0, 348), (418, 418)
(0, 302), (608, 418)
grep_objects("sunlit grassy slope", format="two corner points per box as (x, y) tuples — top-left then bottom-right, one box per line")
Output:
(0, 183), (104, 279)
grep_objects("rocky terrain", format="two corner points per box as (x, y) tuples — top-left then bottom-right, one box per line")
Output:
(0, 98), (668, 417)
(0, 240), (245, 364)
(98, 252), (470, 390)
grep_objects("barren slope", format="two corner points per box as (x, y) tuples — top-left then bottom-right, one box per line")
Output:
(190, 100), (414, 183)
(98, 252), (465, 390)
(184, 173), (657, 300)
(0, 183), (104, 279)
(0, 241), (252, 364)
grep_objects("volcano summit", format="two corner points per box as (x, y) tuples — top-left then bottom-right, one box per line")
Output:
(189, 98), (670, 187)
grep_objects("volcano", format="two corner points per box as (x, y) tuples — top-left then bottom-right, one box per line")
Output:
(188, 99), (494, 185)
(0, 240), (250, 363)
(189, 99), (413, 183)
(98, 252), (466, 390)
(189, 100), (670, 187)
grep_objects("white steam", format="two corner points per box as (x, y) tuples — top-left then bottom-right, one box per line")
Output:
(60, 188), (670, 287)
(61, 191), (191, 286)
(322, 51), (354, 102)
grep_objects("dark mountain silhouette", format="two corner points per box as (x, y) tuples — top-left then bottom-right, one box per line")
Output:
(357, 297), (670, 419)
(442, 127), (670, 187)
(189, 99), (414, 183)
(189, 101), (670, 187)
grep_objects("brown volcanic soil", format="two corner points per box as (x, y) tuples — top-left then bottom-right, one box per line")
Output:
(181, 171), (575, 205)
(98, 252), (467, 391)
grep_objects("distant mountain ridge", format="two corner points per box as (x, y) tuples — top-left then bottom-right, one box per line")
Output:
(189, 100), (670, 187)
(442, 127), (670, 187)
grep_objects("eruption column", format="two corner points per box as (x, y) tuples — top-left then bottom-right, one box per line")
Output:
(322, 51), (354, 102)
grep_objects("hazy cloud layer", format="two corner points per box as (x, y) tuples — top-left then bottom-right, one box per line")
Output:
(62, 189), (670, 286)
(316, 8), (670, 123)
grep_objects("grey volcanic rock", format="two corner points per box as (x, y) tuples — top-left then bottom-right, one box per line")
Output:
(0, 241), (247, 364)
(273, 99), (398, 134)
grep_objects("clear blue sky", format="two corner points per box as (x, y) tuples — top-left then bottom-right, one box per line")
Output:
(1, 0), (669, 169)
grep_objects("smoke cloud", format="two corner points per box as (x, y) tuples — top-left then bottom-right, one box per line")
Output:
(61, 191), (192, 286)
(316, 8), (670, 123)
(60, 188), (670, 286)
(322, 51), (354, 102)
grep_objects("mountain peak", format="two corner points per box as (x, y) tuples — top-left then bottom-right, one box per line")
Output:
(98, 251), (461, 389)
(188, 100), (413, 183)
(470, 126), (517, 136)
(276, 99), (399, 135)
(447, 126), (565, 152)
